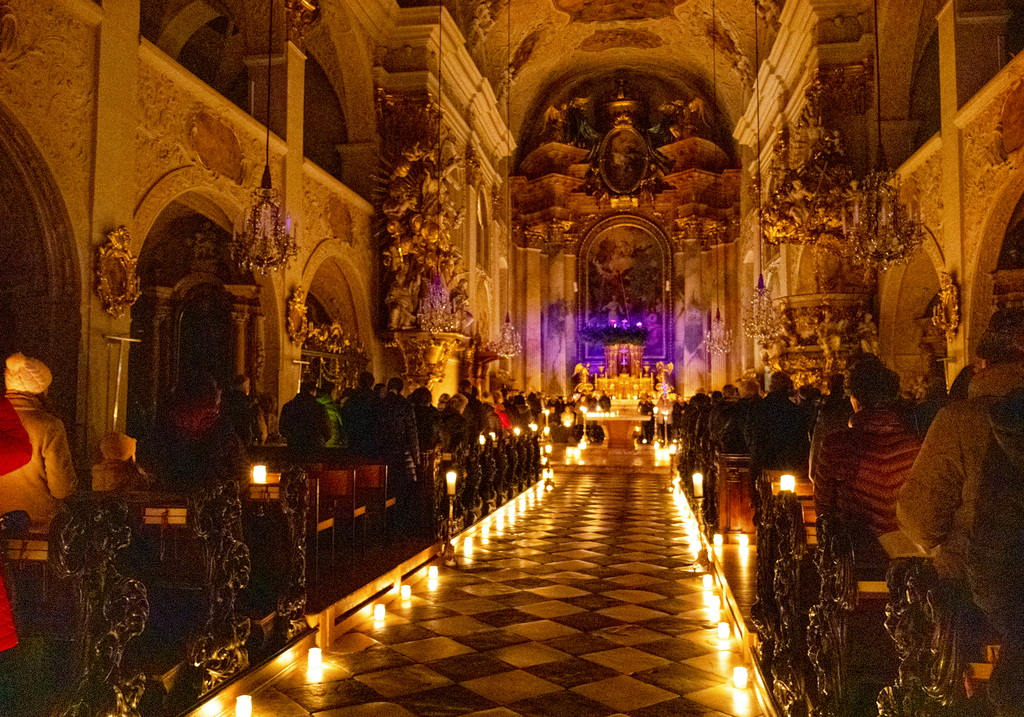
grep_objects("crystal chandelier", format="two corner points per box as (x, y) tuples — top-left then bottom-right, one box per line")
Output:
(236, 0), (296, 274)
(847, 0), (921, 271)
(743, 273), (777, 346)
(492, 312), (522, 359)
(706, 309), (732, 355)
(848, 167), (921, 270)
(419, 273), (460, 333)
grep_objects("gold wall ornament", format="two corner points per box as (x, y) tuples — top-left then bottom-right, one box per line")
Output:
(285, 0), (320, 44)
(285, 287), (310, 345)
(95, 226), (141, 319)
(388, 330), (463, 387)
(932, 272), (960, 343)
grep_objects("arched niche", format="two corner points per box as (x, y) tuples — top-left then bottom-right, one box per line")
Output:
(0, 105), (79, 434)
(303, 53), (348, 180)
(127, 196), (270, 436)
(882, 250), (944, 390)
(577, 215), (673, 364)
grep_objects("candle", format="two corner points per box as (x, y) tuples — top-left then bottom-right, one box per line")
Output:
(738, 534), (749, 548)
(308, 647), (322, 669)
(692, 473), (704, 498)
(718, 622), (731, 641)
(780, 474), (796, 492)
(513, 427), (521, 436)
(428, 565), (438, 580)
(713, 534), (723, 547)
(400, 585), (411, 600)
(733, 666), (749, 689)
(545, 444), (552, 454)
(373, 604), (385, 621)
(252, 465), (267, 484)
(702, 574), (714, 590)
(479, 434), (486, 445)
(446, 471), (457, 496)
(236, 696), (252, 717)
(709, 595), (721, 611)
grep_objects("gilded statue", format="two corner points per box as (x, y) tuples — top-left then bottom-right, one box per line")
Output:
(573, 363), (593, 393)
(654, 361), (674, 396)
(655, 98), (708, 141)
(932, 272), (960, 343)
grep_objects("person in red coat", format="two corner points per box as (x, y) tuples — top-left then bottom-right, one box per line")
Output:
(0, 394), (33, 652)
(813, 355), (924, 579)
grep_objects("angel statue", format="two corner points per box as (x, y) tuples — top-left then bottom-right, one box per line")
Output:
(654, 361), (674, 397)
(574, 363), (594, 393)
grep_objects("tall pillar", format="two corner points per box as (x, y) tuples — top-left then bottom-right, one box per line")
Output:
(524, 247), (543, 392)
(232, 308), (249, 377)
(673, 248), (688, 395)
(681, 239), (705, 394)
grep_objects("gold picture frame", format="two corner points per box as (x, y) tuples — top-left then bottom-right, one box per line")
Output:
(95, 226), (141, 319)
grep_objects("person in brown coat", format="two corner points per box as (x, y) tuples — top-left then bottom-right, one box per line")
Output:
(813, 356), (923, 578)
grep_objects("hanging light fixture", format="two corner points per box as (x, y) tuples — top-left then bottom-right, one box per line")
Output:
(704, 0), (731, 357)
(236, 0), (297, 274)
(741, 2), (780, 346)
(488, 2), (521, 359)
(420, 272), (461, 333)
(847, 0), (921, 270)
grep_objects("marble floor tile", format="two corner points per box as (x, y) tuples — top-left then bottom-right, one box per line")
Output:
(390, 636), (478, 663)
(571, 674), (678, 712)
(489, 641), (571, 668)
(419, 615), (497, 636)
(508, 619), (583, 641)
(461, 670), (563, 704)
(354, 664), (452, 698)
(582, 646), (672, 675)
(525, 585), (591, 599)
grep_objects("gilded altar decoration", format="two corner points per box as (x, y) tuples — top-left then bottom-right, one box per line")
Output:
(573, 362), (594, 393)
(932, 272), (960, 343)
(285, 0), (320, 44)
(286, 286), (310, 345)
(376, 89), (470, 334)
(95, 226), (141, 319)
(388, 331), (462, 387)
(654, 361), (674, 395)
(762, 121), (856, 248)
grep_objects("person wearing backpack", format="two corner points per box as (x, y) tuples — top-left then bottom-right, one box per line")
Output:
(899, 306), (1024, 715)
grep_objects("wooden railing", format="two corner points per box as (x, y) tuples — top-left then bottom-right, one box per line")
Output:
(0, 432), (542, 717)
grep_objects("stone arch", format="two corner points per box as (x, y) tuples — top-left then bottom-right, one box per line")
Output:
(880, 250), (944, 389)
(0, 103), (80, 434)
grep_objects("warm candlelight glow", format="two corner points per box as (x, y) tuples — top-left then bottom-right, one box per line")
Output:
(669, 443), (678, 455)
(702, 574), (714, 590)
(464, 538), (473, 556)
(545, 444), (552, 454)
(529, 423), (538, 432)
(780, 474), (796, 492)
(738, 533), (749, 548)
(373, 604), (385, 621)
(479, 434), (486, 445)
(733, 666), (749, 689)
(446, 471), (457, 496)
(236, 695), (252, 717)
(489, 432), (496, 440)
(709, 595), (721, 611)
(543, 426), (551, 436)
(252, 465), (267, 484)
(400, 585), (411, 600)
(713, 533), (723, 547)
(513, 427), (521, 436)
(428, 565), (438, 580)
(308, 647), (322, 669)
(718, 622), (731, 641)
(692, 473), (704, 498)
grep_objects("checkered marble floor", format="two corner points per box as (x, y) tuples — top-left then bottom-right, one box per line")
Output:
(252, 467), (761, 717)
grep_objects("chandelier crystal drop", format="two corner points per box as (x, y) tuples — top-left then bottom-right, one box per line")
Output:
(236, 166), (297, 274)
(706, 309), (732, 355)
(418, 273), (461, 334)
(743, 274), (778, 346)
(491, 312), (522, 359)
(848, 168), (922, 271)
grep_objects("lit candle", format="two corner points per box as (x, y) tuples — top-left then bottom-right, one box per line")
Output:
(738, 534), (749, 548)
(709, 595), (721, 611)
(428, 565), (438, 580)
(713, 534), (723, 547)
(702, 574), (714, 590)
(514, 427), (521, 436)
(780, 474), (796, 492)
(479, 434), (486, 445)
(236, 696), (252, 717)
(543, 426), (551, 436)
(733, 666), (749, 689)
(308, 647), (322, 669)
(718, 622), (731, 641)
(400, 584), (411, 600)
(669, 443), (677, 455)
(529, 423), (538, 432)
(252, 465), (267, 484)
(373, 604), (385, 621)
(692, 473), (704, 498)
(446, 471), (457, 496)
(464, 538), (473, 556)
(545, 444), (552, 454)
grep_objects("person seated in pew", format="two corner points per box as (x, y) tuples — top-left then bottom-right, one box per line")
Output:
(91, 431), (149, 492)
(813, 355), (924, 579)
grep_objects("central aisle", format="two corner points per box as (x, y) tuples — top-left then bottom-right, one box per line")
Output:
(253, 465), (762, 717)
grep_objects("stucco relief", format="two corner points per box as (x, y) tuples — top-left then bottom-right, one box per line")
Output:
(580, 30), (664, 52)
(552, 0), (683, 22)
(904, 151), (943, 263)
(0, 0), (94, 221)
(962, 88), (1019, 283)
(302, 179), (363, 260)
(135, 61), (269, 220)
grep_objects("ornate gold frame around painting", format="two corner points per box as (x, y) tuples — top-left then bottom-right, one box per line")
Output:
(95, 226), (141, 319)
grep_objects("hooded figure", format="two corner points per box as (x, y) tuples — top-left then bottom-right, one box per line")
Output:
(0, 353), (76, 531)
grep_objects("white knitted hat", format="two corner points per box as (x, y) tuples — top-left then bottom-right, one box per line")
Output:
(5, 352), (52, 394)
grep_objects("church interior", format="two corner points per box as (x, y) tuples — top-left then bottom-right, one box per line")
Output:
(3, 0), (1024, 714)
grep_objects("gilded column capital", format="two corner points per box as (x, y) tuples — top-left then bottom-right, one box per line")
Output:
(807, 63), (872, 117)
(285, 0), (320, 45)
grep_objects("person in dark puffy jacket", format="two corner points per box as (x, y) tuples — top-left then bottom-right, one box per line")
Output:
(279, 380), (331, 452)
(380, 377), (421, 537)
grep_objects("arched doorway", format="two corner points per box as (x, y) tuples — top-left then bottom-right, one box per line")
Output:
(0, 107), (79, 437)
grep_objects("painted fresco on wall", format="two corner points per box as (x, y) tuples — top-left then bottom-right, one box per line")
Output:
(580, 219), (669, 362)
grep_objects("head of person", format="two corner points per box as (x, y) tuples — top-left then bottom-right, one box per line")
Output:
(977, 306), (1024, 366)
(100, 431), (136, 462)
(5, 353), (52, 396)
(437, 393), (450, 410)
(234, 374), (251, 395)
(300, 380), (318, 396)
(739, 380), (760, 399)
(458, 379), (473, 397)
(826, 372), (845, 398)
(848, 356), (900, 410)
(447, 393), (469, 415)
(357, 371), (376, 391)
(409, 386), (432, 405)
(768, 371), (794, 397)
(722, 384), (738, 399)
(387, 376), (404, 395)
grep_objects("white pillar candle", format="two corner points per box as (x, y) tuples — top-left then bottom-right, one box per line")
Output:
(446, 471), (457, 496)
(718, 622), (730, 641)
(428, 565), (438, 580)
(373, 604), (385, 621)
(252, 465), (267, 484)
(733, 666), (749, 689)
(308, 647), (322, 669)
(780, 474), (796, 492)
(692, 473), (704, 498)
(236, 696), (252, 717)
(400, 585), (411, 600)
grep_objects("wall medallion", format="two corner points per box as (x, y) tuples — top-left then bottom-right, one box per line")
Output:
(190, 111), (244, 183)
(95, 226), (141, 319)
